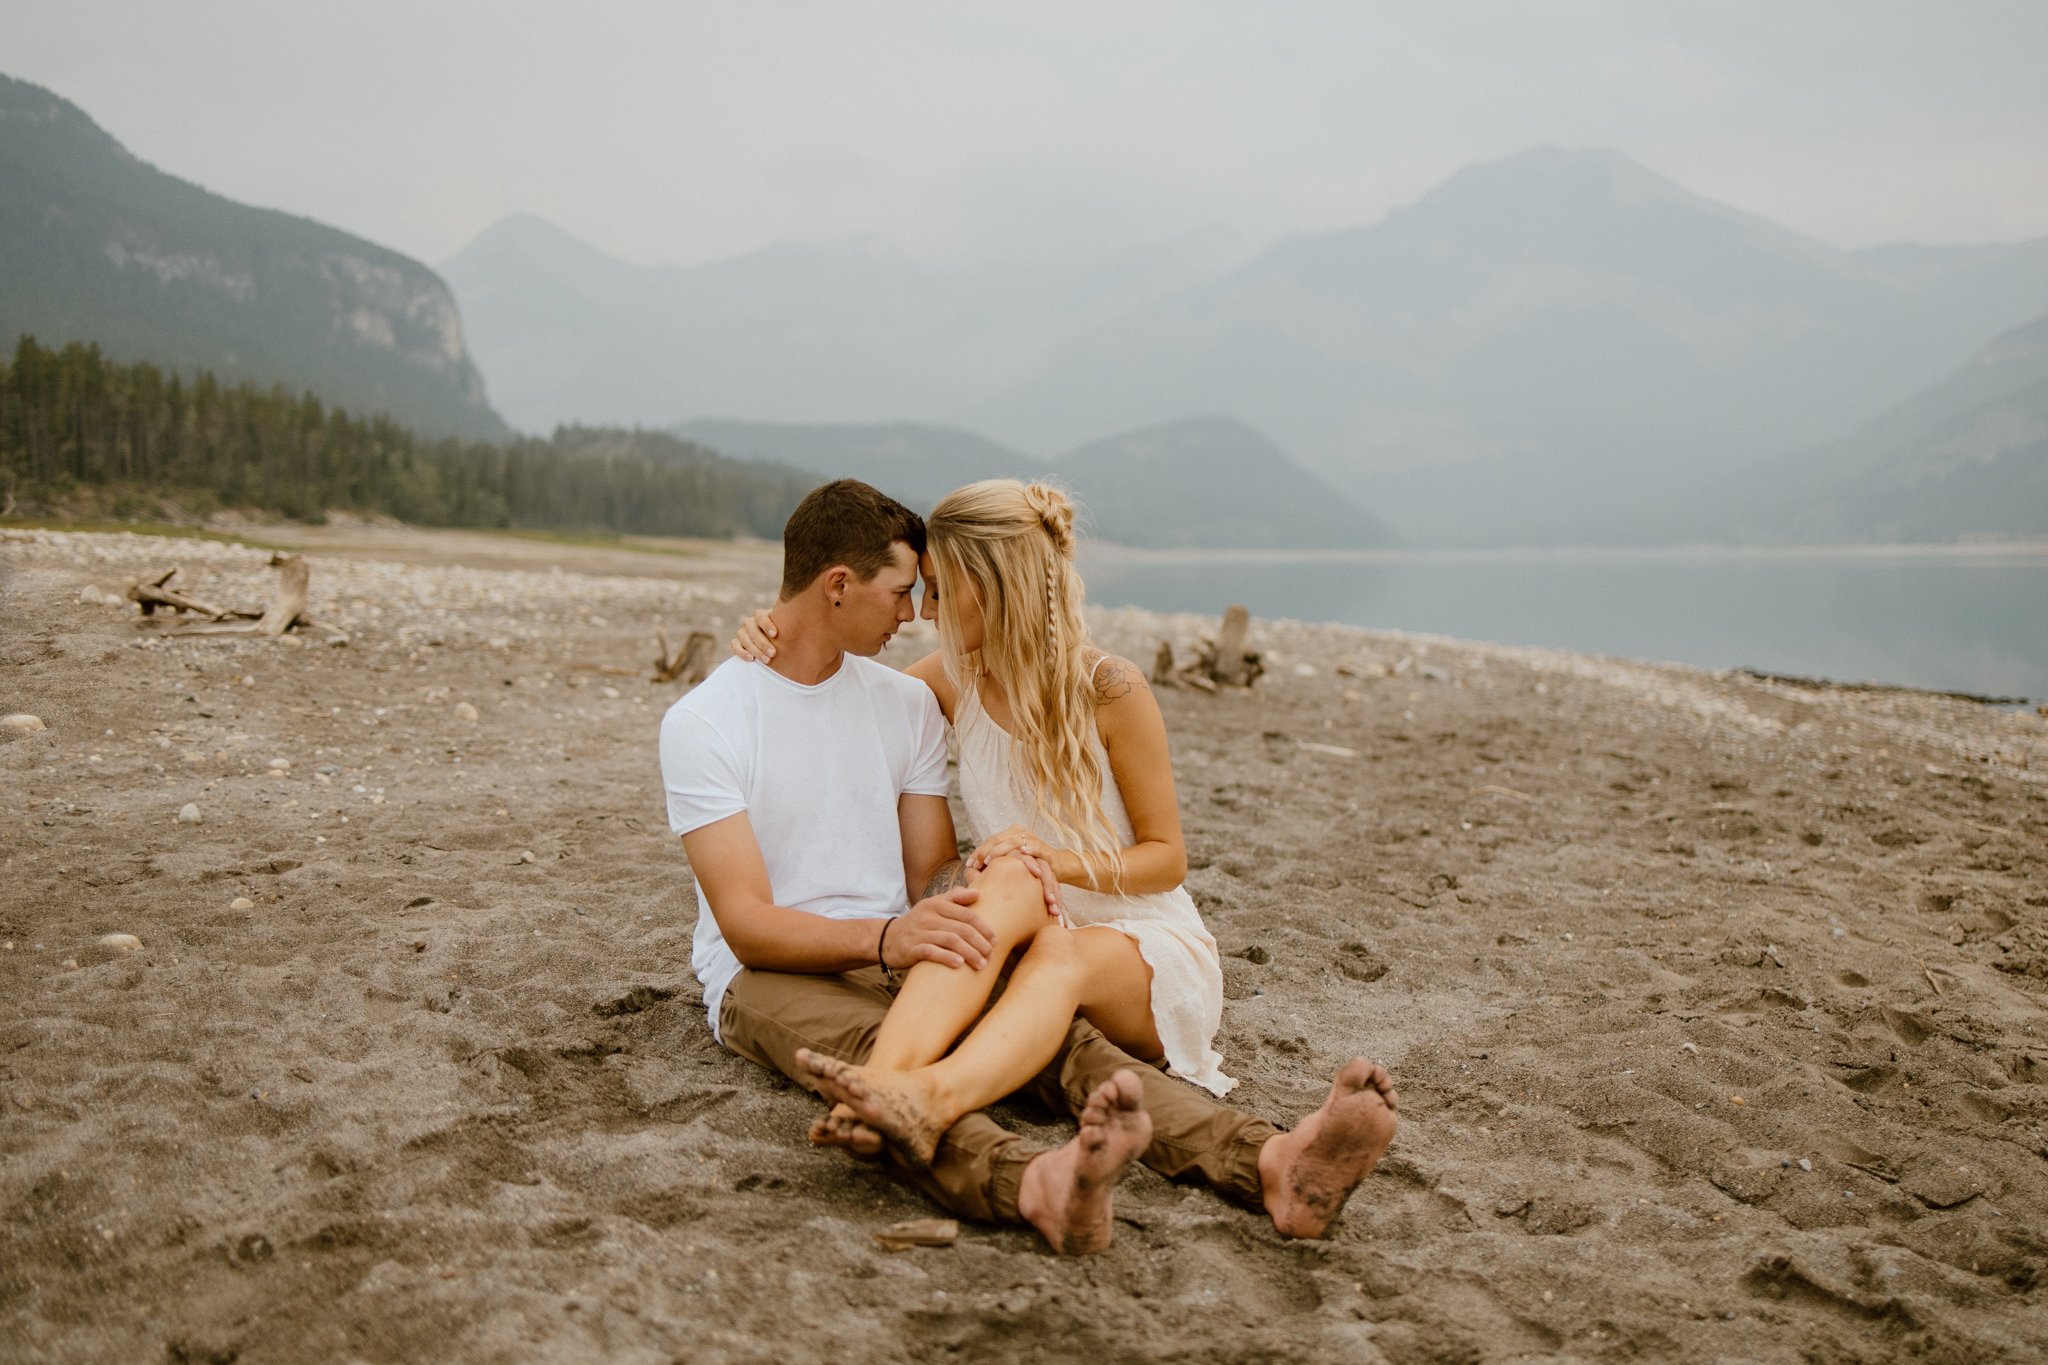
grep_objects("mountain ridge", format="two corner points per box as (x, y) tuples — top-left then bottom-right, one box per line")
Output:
(674, 414), (1390, 549)
(0, 72), (507, 442)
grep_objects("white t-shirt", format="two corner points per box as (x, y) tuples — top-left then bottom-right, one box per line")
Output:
(658, 654), (951, 1039)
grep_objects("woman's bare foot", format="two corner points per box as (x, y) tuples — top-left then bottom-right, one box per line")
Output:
(1257, 1059), (1399, 1238)
(795, 1049), (950, 1166)
(1016, 1070), (1151, 1254)
(808, 1103), (884, 1159)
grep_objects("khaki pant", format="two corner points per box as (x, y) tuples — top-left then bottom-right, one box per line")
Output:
(719, 966), (1276, 1225)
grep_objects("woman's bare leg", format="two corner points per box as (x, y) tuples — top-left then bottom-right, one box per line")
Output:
(861, 857), (1054, 1072)
(800, 922), (1159, 1164)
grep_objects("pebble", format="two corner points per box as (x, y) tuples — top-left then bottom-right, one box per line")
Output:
(1680, 1042), (1698, 1055)
(268, 758), (291, 771)
(177, 803), (203, 824)
(1730, 1095), (1746, 1107)
(518, 849), (537, 864)
(454, 702), (480, 723)
(231, 897), (255, 911)
(99, 933), (142, 952)
(601, 686), (621, 699)
(1798, 1158), (1813, 1172)
(2, 713), (46, 734)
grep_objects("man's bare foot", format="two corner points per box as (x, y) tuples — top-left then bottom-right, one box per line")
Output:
(808, 1103), (884, 1159)
(795, 1049), (949, 1166)
(1257, 1059), (1399, 1239)
(1016, 1070), (1151, 1255)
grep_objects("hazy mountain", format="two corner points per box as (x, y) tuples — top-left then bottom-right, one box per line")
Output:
(675, 419), (1041, 511)
(0, 73), (506, 442)
(675, 414), (1389, 549)
(1670, 314), (2048, 544)
(443, 215), (1252, 434)
(1059, 417), (1393, 549)
(965, 147), (2048, 545)
(451, 147), (2048, 548)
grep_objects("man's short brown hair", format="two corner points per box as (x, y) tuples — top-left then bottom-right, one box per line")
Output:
(779, 479), (927, 599)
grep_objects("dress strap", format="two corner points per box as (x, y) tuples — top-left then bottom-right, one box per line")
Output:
(1087, 653), (1114, 689)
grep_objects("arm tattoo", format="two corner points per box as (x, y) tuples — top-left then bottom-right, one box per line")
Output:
(921, 859), (968, 898)
(1092, 656), (1140, 703)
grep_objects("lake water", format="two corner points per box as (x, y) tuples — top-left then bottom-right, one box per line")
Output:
(1076, 545), (2048, 704)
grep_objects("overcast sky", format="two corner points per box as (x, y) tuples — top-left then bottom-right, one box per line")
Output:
(6, 1), (2047, 270)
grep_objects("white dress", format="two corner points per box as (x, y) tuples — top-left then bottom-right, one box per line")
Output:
(953, 676), (1236, 1096)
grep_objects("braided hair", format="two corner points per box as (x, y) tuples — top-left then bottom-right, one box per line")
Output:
(927, 479), (1123, 888)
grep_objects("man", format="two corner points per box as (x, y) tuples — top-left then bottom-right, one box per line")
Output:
(660, 478), (1395, 1254)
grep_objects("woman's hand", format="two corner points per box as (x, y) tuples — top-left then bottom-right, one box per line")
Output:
(730, 608), (777, 662)
(968, 824), (1073, 887)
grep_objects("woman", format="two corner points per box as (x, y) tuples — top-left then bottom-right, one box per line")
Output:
(731, 479), (1231, 1163)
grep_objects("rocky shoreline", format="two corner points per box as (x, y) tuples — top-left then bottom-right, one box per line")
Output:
(4, 527), (2045, 1363)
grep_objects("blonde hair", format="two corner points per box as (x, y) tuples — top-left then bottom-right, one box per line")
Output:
(928, 479), (1124, 887)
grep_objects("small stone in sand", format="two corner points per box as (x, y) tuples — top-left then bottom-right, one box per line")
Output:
(1730, 1095), (1746, 1106)
(1680, 1042), (1699, 1055)
(268, 758), (291, 771)
(231, 897), (255, 911)
(99, 933), (142, 952)
(177, 803), (202, 824)
(1798, 1158), (1813, 1171)
(602, 686), (621, 699)
(872, 1218), (959, 1252)
(2, 713), (46, 735)
(455, 702), (480, 723)
(518, 849), (537, 864)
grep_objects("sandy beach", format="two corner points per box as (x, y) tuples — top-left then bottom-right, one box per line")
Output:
(3, 525), (2044, 1364)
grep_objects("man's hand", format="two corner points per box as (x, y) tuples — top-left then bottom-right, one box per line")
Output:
(884, 885), (997, 971)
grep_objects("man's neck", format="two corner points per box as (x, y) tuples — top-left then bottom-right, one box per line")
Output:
(764, 598), (846, 686)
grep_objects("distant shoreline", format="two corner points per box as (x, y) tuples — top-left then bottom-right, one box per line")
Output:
(1080, 540), (2048, 564)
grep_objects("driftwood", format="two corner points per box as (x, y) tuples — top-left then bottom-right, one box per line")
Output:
(653, 627), (718, 685)
(1153, 604), (1263, 692)
(171, 554), (345, 640)
(127, 567), (232, 620)
(1209, 604), (1255, 687)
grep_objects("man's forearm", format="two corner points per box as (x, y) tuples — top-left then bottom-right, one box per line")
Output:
(920, 858), (968, 899)
(721, 900), (886, 974)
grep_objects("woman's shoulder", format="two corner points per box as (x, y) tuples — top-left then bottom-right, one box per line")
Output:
(1084, 651), (1149, 707)
(905, 649), (960, 717)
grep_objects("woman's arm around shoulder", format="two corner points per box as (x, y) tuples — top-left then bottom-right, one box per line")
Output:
(906, 649), (960, 724)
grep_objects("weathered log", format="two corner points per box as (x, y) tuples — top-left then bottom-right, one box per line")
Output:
(1208, 604), (1254, 686)
(127, 567), (231, 619)
(173, 554), (319, 637)
(653, 627), (719, 685)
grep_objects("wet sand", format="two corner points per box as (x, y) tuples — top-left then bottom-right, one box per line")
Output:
(3, 526), (2045, 1363)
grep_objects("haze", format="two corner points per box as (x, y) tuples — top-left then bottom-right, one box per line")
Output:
(6, 1), (2048, 270)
